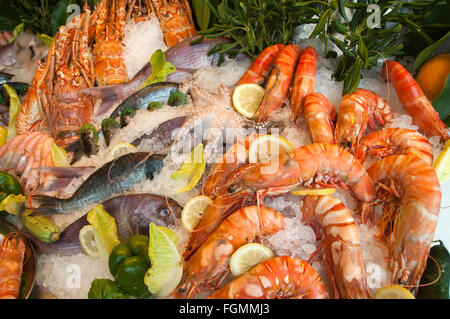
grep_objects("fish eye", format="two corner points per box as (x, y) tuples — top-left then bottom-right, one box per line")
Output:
(346, 141), (352, 148)
(160, 208), (170, 217)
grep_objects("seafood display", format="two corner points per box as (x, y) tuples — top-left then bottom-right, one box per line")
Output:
(0, 0), (448, 302)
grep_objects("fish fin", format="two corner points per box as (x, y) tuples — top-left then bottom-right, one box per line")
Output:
(31, 195), (65, 215)
(94, 98), (120, 117)
(32, 166), (94, 178)
(41, 178), (74, 192)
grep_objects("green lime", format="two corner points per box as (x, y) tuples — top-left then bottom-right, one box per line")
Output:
(115, 256), (151, 298)
(108, 243), (132, 277)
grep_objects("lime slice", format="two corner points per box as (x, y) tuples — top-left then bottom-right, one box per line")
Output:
(144, 223), (183, 297)
(248, 134), (294, 163)
(181, 195), (212, 232)
(373, 285), (415, 299)
(433, 140), (450, 184)
(232, 83), (265, 118)
(3, 84), (20, 140)
(110, 142), (137, 159)
(0, 194), (26, 215)
(171, 143), (206, 194)
(291, 187), (337, 196)
(230, 243), (274, 277)
(0, 127), (7, 147)
(86, 205), (120, 262)
(79, 225), (99, 257)
(158, 226), (179, 244)
(51, 142), (70, 167)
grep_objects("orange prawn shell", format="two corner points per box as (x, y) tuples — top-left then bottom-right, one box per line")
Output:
(382, 60), (449, 141)
(0, 234), (25, 299)
(303, 93), (337, 144)
(290, 46), (319, 119)
(209, 256), (328, 299)
(367, 155), (441, 286)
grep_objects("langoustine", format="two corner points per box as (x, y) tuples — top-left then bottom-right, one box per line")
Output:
(382, 60), (449, 141)
(303, 93), (337, 144)
(176, 205), (285, 299)
(0, 233), (25, 299)
(209, 256), (328, 299)
(367, 155), (441, 287)
(334, 88), (393, 154)
(302, 195), (371, 299)
(356, 127), (433, 165)
(290, 46), (319, 120)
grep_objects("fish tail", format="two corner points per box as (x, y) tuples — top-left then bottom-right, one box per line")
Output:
(31, 195), (67, 215)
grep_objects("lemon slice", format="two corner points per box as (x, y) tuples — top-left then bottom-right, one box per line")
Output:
(233, 83), (265, 118)
(433, 140), (450, 184)
(181, 195), (213, 232)
(291, 187), (337, 196)
(79, 225), (99, 257)
(248, 134), (294, 163)
(51, 142), (70, 167)
(0, 127), (7, 147)
(373, 285), (415, 299)
(110, 142), (137, 159)
(144, 223), (183, 297)
(230, 243), (274, 277)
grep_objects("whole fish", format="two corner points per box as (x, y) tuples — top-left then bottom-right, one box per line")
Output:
(109, 82), (179, 119)
(81, 36), (231, 116)
(32, 152), (165, 215)
(29, 194), (182, 255)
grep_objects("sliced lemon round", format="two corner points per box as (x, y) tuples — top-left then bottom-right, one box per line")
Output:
(51, 142), (70, 167)
(291, 187), (337, 196)
(232, 83), (265, 118)
(373, 285), (415, 299)
(0, 126), (7, 147)
(230, 243), (274, 277)
(181, 195), (213, 232)
(79, 225), (99, 257)
(433, 139), (450, 185)
(248, 134), (294, 163)
(110, 142), (137, 159)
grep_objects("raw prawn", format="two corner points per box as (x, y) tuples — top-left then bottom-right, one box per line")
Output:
(303, 93), (337, 144)
(176, 205), (285, 299)
(382, 60), (449, 141)
(209, 256), (328, 299)
(237, 44), (284, 86)
(0, 234), (25, 299)
(334, 88), (393, 153)
(221, 143), (376, 204)
(183, 190), (252, 261)
(256, 44), (302, 122)
(356, 127), (433, 165)
(290, 46), (319, 120)
(302, 195), (371, 299)
(367, 155), (441, 287)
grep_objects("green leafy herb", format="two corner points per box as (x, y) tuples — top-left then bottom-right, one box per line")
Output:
(88, 279), (131, 299)
(432, 74), (450, 122)
(139, 50), (176, 90)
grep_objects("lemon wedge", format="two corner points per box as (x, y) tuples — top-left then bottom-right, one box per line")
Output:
(291, 187), (337, 196)
(51, 142), (70, 167)
(233, 83), (265, 118)
(433, 140), (450, 184)
(248, 134), (294, 163)
(373, 285), (415, 299)
(230, 243), (274, 277)
(110, 142), (137, 159)
(181, 195), (213, 232)
(79, 225), (99, 257)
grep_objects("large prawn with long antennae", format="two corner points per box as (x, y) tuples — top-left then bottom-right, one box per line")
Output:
(0, 233), (25, 299)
